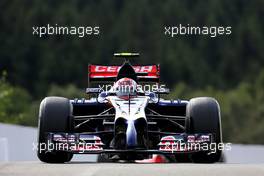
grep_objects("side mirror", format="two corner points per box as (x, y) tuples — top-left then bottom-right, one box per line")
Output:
(153, 88), (170, 94)
(86, 88), (103, 94)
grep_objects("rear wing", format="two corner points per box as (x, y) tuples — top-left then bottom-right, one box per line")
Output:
(88, 64), (160, 84)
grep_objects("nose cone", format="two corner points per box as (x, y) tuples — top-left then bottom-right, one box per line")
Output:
(126, 120), (137, 148)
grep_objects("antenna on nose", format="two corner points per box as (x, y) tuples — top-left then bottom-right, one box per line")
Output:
(114, 53), (140, 62)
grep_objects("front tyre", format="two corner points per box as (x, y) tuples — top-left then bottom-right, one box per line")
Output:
(37, 97), (73, 163)
(186, 97), (222, 163)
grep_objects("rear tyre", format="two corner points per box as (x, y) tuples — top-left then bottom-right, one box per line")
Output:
(37, 97), (74, 163)
(186, 97), (222, 163)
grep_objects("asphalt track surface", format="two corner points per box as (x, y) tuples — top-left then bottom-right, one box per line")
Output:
(0, 162), (264, 176)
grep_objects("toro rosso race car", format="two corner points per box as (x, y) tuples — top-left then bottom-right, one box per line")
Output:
(37, 53), (222, 163)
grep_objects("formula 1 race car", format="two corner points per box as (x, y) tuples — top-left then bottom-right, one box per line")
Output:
(37, 53), (222, 163)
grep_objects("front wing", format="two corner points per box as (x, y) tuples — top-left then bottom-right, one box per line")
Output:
(40, 133), (215, 154)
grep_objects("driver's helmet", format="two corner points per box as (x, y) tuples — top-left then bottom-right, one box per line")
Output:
(113, 78), (137, 99)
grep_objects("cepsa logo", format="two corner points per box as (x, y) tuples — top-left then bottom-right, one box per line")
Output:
(93, 66), (155, 73)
